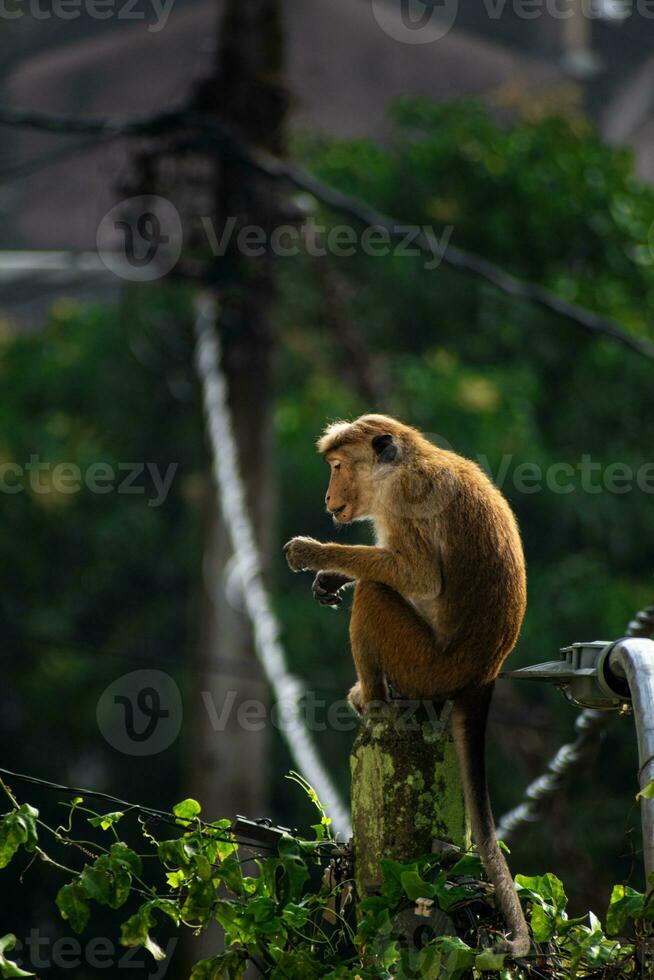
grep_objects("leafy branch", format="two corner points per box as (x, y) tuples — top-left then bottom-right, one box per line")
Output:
(0, 776), (651, 978)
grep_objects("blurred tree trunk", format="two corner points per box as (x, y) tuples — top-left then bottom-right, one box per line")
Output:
(184, 0), (288, 969)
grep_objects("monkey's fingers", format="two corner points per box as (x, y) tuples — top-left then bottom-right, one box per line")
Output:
(283, 536), (321, 572)
(283, 539), (304, 571)
(317, 592), (342, 607)
(312, 581), (342, 605)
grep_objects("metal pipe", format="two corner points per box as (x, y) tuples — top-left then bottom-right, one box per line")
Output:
(608, 637), (654, 881)
(497, 600), (654, 844)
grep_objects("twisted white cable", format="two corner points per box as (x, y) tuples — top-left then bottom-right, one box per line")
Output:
(193, 293), (351, 839)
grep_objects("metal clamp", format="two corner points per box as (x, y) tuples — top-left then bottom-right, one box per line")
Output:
(501, 640), (631, 710)
(231, 816), (296, 848)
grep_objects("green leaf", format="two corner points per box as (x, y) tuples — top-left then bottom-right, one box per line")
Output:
(147, 899), (181, 926)
(109, 842), (142, 876)
(158, 837), (189, 868)
(637, 780), (654, 800)
(277, 839), (310, 902)
(475, 950), (507, 971)
(182, 878), (216, 925)
(173, 799), (202, 822)
(79, 861), (115, 905)
(209, 819), (238, 859)
(432, 936), (476, 978)
(215, 837), (239, 861)
(515, 872), (567, 912)
(380, 858), (418, 904)
(87, 811), (124, 831)
(606, 884), (646, 934)
(270, 949), (324, 979)
(530, 903), (555, 942)
(79, 854), (132, 909)
(250, 895), (276, 923)
(281, 902), (310, 928)
(215, 856), (246, 896)
(437, 883), (478, 912)
(120, 903), (166, 961)
(400, 945), (441, 978)
(78, 849), (136, 910)
(449, 852), (484, 878)
(166, 869), (186, 889)
(0, 935), (34, 978)
(400, 869), (436, 900)
(0, 805), (39, 869)
(56, 882), (90, 934)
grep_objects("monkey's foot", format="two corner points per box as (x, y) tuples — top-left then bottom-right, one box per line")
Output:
(347, 683), (364, 714)
(348, 683), (391, 718)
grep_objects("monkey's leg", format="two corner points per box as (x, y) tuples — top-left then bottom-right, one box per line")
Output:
(350, 581), (461, 704)
(348, 582), (391, 709)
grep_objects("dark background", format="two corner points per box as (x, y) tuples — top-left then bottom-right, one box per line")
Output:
(1, 0), (654, 975)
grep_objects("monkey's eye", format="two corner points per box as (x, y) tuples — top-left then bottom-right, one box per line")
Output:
(333, 462), (341, 471)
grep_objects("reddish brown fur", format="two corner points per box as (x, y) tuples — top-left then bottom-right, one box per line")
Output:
(286, 414), (526, 703)
(284, 414), (530, 957)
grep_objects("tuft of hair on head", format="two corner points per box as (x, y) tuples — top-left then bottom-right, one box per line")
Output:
(317, 414), (410, 457)
(316, 420), (355, 456)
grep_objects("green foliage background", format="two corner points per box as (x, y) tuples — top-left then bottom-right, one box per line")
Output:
(0, 100), (653, 973)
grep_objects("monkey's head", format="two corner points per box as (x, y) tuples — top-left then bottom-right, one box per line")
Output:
(317, 414), (410, 524)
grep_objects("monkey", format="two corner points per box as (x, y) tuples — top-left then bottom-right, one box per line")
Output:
(283, 413), (530, 957)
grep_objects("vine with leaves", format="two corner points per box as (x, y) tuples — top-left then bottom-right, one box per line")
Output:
(0, 773), (652, 978)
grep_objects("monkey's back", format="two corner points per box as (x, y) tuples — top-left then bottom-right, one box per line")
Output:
(419, 451), (526, 686)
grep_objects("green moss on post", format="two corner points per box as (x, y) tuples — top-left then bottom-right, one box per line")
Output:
(350, 704), (470, 897)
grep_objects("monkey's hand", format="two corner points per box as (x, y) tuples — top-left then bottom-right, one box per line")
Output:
(312, 570), (352, 607)
(283, 536), (324, 573)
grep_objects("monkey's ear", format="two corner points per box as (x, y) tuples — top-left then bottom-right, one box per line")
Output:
(371, 433), (398, 464)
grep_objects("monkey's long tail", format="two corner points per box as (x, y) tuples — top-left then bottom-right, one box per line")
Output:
(451, 683), (531, 958)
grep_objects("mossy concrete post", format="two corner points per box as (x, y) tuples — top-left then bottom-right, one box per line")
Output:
(350, 703), (470, 898)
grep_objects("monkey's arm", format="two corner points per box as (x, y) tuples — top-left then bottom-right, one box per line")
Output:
(285, 537), (440, 596)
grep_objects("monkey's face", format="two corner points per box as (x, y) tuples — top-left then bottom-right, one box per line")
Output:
(324, 434), (399, 524)
(324, 451), (365, 524)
